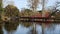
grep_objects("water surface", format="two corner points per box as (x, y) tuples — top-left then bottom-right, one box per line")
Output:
(0, 22), (60, 34)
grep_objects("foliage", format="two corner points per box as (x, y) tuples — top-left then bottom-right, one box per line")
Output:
(4, 5), (19, 17)
(2, 5), (20, 23)
(20, 9), (42, 17)
(20, 9), (36, 17)
(0, 0), (3, 23)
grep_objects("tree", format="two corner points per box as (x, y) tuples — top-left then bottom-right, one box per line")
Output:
(41, 0), (48, 17)
(0, 0), (2, 8)
(55, 10), (60, 18)
(47, 1), (60, 17)
(3, 5), (19, 22)
(4, 5), (19, 17)
(0, 0), (2, 20)
(20, 9), (32, 17)
(0, 0), (3, 23)
(27, 0), (40, 12)
(41, 0), (48, 34)
(20, 9), (39, 17)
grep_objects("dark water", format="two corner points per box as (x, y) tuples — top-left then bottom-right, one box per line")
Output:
(0, 22), (60, 34)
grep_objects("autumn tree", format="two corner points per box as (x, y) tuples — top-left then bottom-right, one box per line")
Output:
(0, 0), (3, 23)
(3, 5), (19, 22)
(0, 0), (2, 21)
(0, 0), (2, 8)
(4, 5), (19, 17)
(20, 9), (36, 17)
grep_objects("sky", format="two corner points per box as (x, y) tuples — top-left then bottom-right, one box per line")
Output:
(3, 0), (60, 11)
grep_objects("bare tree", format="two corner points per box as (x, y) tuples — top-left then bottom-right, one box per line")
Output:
(48, 1), (60, 12)
(41, 0), (48, 34)
(27, 0), (41, 34)
(41, 0), (48, 17)
(47, 1), (60, 17)
(27, 0), (40, 12)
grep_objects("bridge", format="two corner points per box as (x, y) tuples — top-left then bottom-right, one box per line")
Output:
(2, 16), (60, 23)
(19, 17), (60, 23)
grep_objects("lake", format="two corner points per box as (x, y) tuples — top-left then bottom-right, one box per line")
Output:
(0, 22), (60, 34)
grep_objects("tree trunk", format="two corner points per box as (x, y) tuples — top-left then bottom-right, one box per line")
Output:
(42, 0), (45, 34)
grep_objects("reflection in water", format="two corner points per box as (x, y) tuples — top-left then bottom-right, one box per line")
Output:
(21, 22), (32, 28)
(4, 22), (19, 34)
(27, 23), (39, 34)
(44, 23), (60, 34)
(1, 22), (60, 34)
(27, 28), (38, 34)
(0, 23), (3, 34)
(17, 24), (32, 34)
(46, 23), (56, 31)
(36, 24), (42, 34)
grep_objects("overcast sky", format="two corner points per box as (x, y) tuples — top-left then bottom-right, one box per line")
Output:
(3, 0), (60, 11)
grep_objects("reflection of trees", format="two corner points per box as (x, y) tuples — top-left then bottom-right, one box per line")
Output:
(0, 24), (3, 34)
(21, 22), (38, 34)
(4, 22), (19, 32)
(46, 23), (56, 31)
(27, 23), (38, 34)
(27, 28), (38, 34)
(21, 22), (32, 28)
